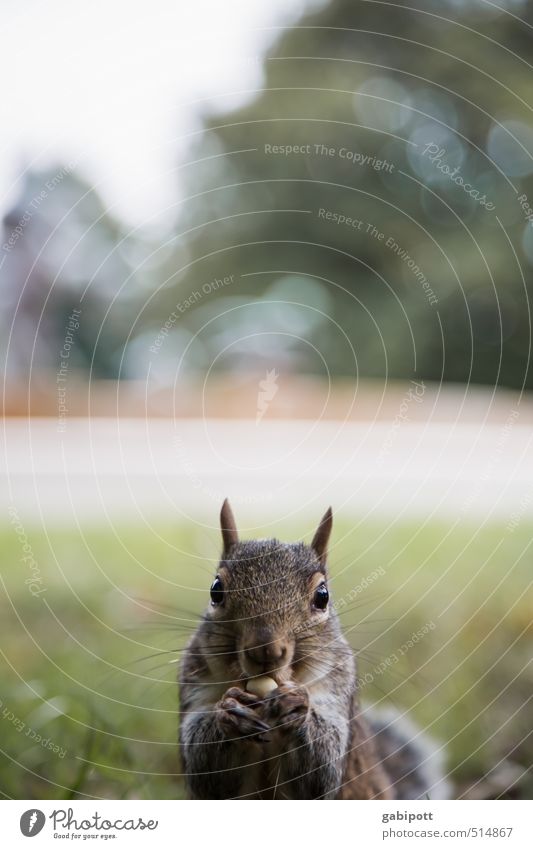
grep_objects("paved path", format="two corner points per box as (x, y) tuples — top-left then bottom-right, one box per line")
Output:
(2, 417), (532, 527)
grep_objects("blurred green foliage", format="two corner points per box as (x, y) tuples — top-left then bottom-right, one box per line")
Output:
(1, 517), (531, 799)
(165, 0), (533, 389)
(2, 0), (533, 389)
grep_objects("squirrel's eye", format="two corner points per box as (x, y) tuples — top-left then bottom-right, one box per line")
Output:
(210, 576), (225, 606)
(313, 582), (329, 610)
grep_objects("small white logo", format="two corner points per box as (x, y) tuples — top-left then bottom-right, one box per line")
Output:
(256, 369), (279, 424)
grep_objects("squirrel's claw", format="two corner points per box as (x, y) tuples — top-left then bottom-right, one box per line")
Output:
(217, 693), (272, 743)
(224, 687), (260, 706)
(261, 682), (310, 732)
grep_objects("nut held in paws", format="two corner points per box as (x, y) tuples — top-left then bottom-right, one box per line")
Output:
(245, 676), (277, 697)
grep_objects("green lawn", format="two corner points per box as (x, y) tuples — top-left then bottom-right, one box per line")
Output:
(0, 517), (531, 800)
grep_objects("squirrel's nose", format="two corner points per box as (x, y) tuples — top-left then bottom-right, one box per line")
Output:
(244, 634), (288, 671)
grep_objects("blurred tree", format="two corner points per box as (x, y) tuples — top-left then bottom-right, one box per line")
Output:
(158, 0), (533, 390)
(0, 167), (143, 381)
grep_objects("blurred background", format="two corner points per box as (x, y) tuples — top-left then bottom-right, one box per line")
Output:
(1, 0), (532, 800)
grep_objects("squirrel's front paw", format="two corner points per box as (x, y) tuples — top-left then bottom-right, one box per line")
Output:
(262, 682), (309, 732)
(216, 687), (272, 743)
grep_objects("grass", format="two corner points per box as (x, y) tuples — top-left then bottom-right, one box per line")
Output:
(0, 516), (532, 800)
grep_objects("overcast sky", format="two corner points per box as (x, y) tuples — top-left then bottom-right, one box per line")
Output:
(1, 0), (318, 231)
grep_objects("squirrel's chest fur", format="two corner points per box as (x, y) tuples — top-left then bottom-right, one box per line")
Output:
(178, 628), (384, 799)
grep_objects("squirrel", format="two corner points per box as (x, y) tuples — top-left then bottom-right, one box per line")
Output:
(178, 500), (450, 800)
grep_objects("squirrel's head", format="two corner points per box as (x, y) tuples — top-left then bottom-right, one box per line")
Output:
(203, 498), (338, 684)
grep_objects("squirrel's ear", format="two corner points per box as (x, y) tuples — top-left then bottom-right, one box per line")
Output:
(311, 507), (333, 567)
(220, 498), (239, 554)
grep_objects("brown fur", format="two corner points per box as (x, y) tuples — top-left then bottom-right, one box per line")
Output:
(178, 502), (448, 799)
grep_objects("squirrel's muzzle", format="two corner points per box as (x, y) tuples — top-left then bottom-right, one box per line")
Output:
(242, 629), (290, 675)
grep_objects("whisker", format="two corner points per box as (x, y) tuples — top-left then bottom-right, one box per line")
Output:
(333, 593), (389, 616)
(134, 597), (201, 614)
